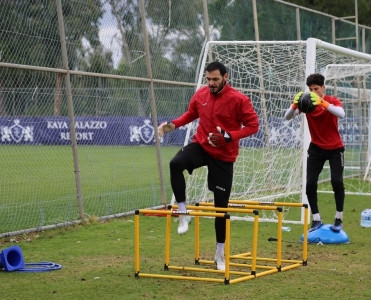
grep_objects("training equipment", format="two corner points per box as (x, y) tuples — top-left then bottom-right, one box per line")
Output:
(309, 92), (321, 105)
(135, 201), (309, 284)
(175, 39), (371, 224)
(292, 91), (303, 108)
(297, 92), (315, 113)
(0, 245), (62, 272)
(16, 261), (62, 272)
(208, 127), (231, 147)
(309, 92), (329, 109)
(300, 224), (350, 244)
(0, 246), (25, 272)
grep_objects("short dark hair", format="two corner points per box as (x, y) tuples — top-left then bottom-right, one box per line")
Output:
(306, 73), (325, 86)
(206, 61), (227, 76)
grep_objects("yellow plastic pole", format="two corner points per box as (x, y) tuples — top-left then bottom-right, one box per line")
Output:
(173, 204), (255, 214)
(229, 199), (304, 207)
(164, 213), (171, 268)
(134, 212), (140, 276)
(280, 263), (302, 272)
(224, 214), (231, 284)
(276, 208), (283, 270)
(250, 210), (259, 275)
(302, 205), (309, 265)
(139, 272), (224, 283)
(195, 215), (200, 263)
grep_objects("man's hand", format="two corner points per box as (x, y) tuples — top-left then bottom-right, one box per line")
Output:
(309, 92), (329, 109)
(292, 92), (303, 109)
(158, 122), (175, 138)
(208, 126), (231, 147)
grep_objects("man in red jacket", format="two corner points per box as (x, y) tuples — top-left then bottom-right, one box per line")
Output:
(284, 73), (345, 233)
(158, 61), (259, 271)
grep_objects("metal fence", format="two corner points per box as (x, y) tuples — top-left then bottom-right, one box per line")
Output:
(1, 0), (370, 237)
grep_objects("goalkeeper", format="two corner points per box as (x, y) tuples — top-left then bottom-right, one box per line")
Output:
(158, 61), (259, 271)
(284, 73), (345, 233)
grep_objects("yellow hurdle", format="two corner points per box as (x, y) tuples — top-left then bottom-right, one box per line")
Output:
(134, 202), (309, 284)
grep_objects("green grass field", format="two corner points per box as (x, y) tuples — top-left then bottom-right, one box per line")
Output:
(0, 145), (179, 234)
(1, 144), (370, 236)
(0, 193), (370, 299)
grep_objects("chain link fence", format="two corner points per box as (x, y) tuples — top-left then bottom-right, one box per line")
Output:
(1, 0), (370, 236)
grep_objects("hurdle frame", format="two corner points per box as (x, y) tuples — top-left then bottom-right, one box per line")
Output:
(134, 201), (308, 284)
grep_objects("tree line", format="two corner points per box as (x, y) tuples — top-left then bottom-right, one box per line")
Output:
(0, 0), (369, 117)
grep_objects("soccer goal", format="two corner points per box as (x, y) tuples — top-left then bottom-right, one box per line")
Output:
(178, 38), (371, 224)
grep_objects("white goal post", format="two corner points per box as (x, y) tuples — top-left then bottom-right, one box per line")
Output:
(176, 38), (371, 224)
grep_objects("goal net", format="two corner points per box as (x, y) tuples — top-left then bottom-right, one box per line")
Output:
(179, 39), (371, 223)
(322, 63), (371, 184)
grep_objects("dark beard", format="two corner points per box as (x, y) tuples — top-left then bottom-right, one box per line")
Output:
(210, 80), (226, 94)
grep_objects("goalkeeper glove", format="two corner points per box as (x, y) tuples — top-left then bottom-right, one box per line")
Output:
(292, 92), (303, 109)
(208, 126), (231, 147)
(309, 92), (329, 109)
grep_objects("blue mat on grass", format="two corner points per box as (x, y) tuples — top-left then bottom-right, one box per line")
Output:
(300, 224), (350, 244)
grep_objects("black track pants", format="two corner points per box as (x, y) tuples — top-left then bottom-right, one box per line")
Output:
(170, 143), (233, 243)
(306, 142), (345, 215)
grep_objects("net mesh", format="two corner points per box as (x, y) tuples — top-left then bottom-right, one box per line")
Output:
(181, 41), (371, 222)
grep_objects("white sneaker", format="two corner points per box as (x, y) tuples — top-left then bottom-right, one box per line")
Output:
(177, 215), (191, 235)
(214, 252), (225, 271)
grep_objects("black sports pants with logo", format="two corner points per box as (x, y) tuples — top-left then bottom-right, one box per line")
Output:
(306, 142), (345, 215)
(170, 142), (233, 243)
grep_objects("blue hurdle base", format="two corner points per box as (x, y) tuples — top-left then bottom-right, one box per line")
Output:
(300, 224), (350, 244)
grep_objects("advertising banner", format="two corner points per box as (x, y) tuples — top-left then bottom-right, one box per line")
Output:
(0, 116), (360, 147)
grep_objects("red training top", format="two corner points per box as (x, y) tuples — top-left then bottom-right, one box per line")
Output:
(305, 94), (344, 150)
(172, 83), (259, 162)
